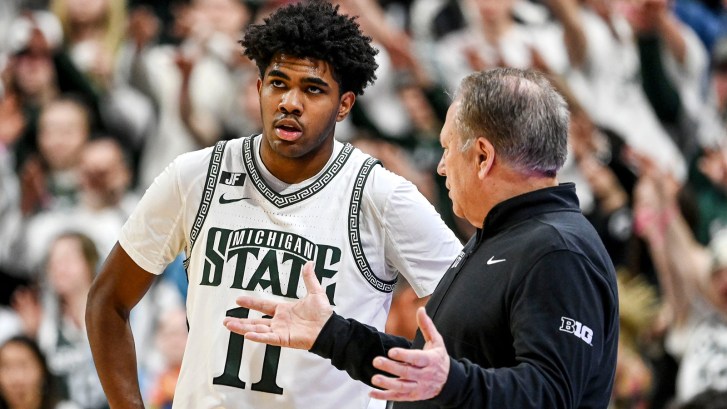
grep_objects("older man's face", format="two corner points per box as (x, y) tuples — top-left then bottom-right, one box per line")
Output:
(437, 101), (480, 227)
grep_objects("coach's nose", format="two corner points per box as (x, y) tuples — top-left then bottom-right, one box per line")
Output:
(437, 154), (446, 176)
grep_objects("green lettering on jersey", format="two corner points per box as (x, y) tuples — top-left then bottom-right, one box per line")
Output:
(282, 253), (306, 298)
(243, 249), (283, 295)
(214, 308), (284, 394)
(213, 306), (248, 388)
(228, 247), (260, 289)
(315, 245), (341, 305)
(199, 227), (342, 302)
(201, 228), (231, 286)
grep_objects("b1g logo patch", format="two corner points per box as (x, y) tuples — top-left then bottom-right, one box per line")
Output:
(560, 317), (593, 346)
(220, 172), (246, 186)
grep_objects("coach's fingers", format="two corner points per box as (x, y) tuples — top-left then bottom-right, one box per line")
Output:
(235, 295), (278, 316)
(372, 355), (417, 379)
(301, 261), (325, 295)
(243, 331), (285, 346)
(386, 348), (433, 370)
(369, 375), (418, 401)
(415, 307), (444, 347)
(223, 317), (270, 331)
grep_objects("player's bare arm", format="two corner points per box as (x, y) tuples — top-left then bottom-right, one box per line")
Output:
(86, 243), (157, 409)
(224, 261), (333, 350)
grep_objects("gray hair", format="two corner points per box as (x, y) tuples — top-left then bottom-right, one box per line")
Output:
(454, 68), (569, 176)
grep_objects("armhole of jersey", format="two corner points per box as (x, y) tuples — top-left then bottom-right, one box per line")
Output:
(348, 157), (397, 293)
(183, 140), (227, 269)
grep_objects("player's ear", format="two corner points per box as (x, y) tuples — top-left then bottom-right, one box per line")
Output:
(336, 91), (355, 122)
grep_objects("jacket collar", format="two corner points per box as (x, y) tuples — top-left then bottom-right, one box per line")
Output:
(475, 183), (580, 244)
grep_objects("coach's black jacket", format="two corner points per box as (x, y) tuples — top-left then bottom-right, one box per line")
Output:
(310, 183), (619, 409)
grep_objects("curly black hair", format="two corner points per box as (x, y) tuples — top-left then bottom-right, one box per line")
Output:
(241, 1), (378, 96)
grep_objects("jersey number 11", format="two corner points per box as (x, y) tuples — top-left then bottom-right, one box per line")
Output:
(213, 307), (284, 394)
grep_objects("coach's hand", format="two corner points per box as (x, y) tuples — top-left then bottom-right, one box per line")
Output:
(369, 307), (450, 401)
(223, 261), (333, 350)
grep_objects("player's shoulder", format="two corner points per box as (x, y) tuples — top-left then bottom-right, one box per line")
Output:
(174, 138), (246, 170)
(345, 144), (404, 186)
(345, 145), (420, 208)
(166, 139), (239, 189)
(173, 145), (216, 174)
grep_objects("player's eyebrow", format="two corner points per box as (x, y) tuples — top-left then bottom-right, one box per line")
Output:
(268, 69), (290, 80)
(268, 69), (330, 89)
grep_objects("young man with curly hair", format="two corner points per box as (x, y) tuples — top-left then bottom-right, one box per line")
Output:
(85, 2), (462, 409)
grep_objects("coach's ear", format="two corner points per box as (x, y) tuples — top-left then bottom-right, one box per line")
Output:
(475, 137), (494, 179)
(336, 91), (355, 122)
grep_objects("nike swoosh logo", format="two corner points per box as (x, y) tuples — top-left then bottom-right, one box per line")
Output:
(219, 193), (250, 204)
(487, 256), (506, 265)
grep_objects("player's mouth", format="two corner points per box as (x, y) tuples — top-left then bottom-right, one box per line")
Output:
(274, 118), (303, 141)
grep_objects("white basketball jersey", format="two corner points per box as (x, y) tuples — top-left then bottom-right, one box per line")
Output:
(176, 135), (400, 409)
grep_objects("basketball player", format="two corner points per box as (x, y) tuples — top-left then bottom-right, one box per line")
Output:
(85, 2), (462, 409)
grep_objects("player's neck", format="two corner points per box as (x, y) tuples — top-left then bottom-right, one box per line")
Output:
(260, 144), (335, 184)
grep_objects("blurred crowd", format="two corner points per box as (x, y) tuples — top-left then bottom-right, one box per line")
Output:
(1, 0), (727, 408)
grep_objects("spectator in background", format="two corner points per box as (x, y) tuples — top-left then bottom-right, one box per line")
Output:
(1, 11), (64, 171)
(565, 92), (636, 269)
(1, 10), (104, 175)
(50, 0), (126, 90)
(33, 232), (107, 409)
(709, 36), (727, 124)
(683, 141), (727, 245)
(0, 133), (24, 276)
(556, 0), (688, 182)
(673, 0), (727, 54)
(673, 388), (727, 409)
(22, 137), (138, 270)
(620, 0), (724, 160)
(128, 0), (249, 189)
(612, 274), (659, 409)
(23, 95), (91, 214)
(431, 0), (572, 93)
(0, 0), (21, 56)
(50, 0), (156, 174)
(633, 157), (727, 405)
(0, 335), (79, 409)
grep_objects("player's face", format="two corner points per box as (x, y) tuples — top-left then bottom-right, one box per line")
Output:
(257, 53), (354, 181)
(437, 101), (481, 228)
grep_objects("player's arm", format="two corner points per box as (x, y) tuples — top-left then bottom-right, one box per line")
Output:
(86, 243), (157, 409)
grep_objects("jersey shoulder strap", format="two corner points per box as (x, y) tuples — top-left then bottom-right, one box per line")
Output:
(184, 140), (227, 268)
(348, 156), (397, 293)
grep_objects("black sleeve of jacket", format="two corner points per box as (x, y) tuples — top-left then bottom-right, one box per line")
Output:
(431, 251), (617, 409)
(309, 312), (413, 387)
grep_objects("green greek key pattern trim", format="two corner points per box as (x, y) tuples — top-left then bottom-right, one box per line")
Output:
(242, 135), (353, 208)
(185, 140), (227, 268)
(348, 157), (397, 293)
